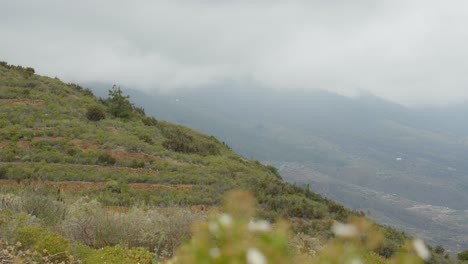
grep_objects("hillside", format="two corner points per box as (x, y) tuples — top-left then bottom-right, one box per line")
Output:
(1, 62), (458, 263)
(0, 63), (354, 220)
(85, 82), (468, 253)
(0, 62), (379, 261)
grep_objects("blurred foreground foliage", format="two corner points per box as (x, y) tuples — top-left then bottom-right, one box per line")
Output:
(172, 191), (435, 264)
(0, 188), (456, 264)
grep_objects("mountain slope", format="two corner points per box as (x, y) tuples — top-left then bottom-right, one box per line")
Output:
(87, 83), (468, 252)
(0, 63), (354, 222)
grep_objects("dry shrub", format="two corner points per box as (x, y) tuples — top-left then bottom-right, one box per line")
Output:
(61, 198), (204, 258)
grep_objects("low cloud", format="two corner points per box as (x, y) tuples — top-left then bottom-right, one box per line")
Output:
(1, 0), (468, 106)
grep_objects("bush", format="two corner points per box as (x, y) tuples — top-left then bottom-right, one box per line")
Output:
(86, 105), (106, 121)
(97, 153), (116, 165)
(24, 67), (35, 77)
(162, 128), (219, 156)
(130, 159), (145, 168)
(83, 88), (94, 96)
(142, 116), (158, 126)
(61, 198), (201, 258)
(434, 245), (445, 254)
(459, 250), (468, 261)
(16, 226), (70, 262)
(266, 165), (282, 179)
(0, 166), (7, 179)
(21, 193), (66, 226)
(138, 134), (153, 144)
(80, 245), (153, 264)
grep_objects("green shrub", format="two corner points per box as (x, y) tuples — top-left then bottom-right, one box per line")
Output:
(459, 250), (468, 261)
(16, 226), (70, 262)
(21, 193), (66, 226)
(130, 159), (145, 168)
(162, 128), (219, 156)
(142, 116), (158, 126)
(434, 245), (445, 254)
(80, 245), (153, 264)
(83, 88), (94, 96)
(138, 134), (153, 144)
(266, 165), (282, 179)
(0, 166), (7, 179)
(86, 105), (106, 121)
(97, 153), (116, 165)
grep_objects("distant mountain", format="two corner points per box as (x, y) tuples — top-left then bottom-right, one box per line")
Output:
(85, 82), (468, 252)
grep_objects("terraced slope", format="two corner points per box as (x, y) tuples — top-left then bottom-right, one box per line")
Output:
(0, 62), (431, 262)
(0, 62), (351, 220)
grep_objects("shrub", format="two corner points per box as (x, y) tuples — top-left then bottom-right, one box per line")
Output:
(82, 88), (94, 96)
(138, 134), (153, 144)
(97, 153), (116, 165)
(434, 245), (445, 254)
(266, 165), (282, 179)
(162, 128), (219, 156)
(80, 245), (153, 264)
(24, 67), (35, 78)
(142, 116), (158, 126)
(0, 166), (7, 179)
(21, 193), (66, 226)
(86, 105), (106, 121)
(61, 198), (201, 258)
(130, 159), (145, 168)
(16, 226), (70, 262)
(459, 250), (468, 261)
(134, 106), (145, 115)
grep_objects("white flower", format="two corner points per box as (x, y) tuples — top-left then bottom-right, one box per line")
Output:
(413, 238), (430, 260)
(331, 222), (358, 237)
(219, 213), (232, 227)
(248, 220), (271, 232)
(209, 221), (220, 234)
(246, 248), (266, 264)
(210, 247), (221, 258)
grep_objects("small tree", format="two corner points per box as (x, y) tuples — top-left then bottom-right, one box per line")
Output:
(107, 85), (133, 118)
(86, 106), (105, 121)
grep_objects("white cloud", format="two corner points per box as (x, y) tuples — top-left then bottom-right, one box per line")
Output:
(1, 0), (468, 106)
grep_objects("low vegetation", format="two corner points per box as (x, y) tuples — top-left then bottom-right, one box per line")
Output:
(0, 62), (461, 263)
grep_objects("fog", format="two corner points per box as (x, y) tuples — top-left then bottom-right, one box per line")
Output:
(1, 0), (468, 106)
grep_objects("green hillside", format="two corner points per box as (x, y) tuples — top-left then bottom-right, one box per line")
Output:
(0, 62), (344, 220)
(0, 62), (451, 263)
(102, 84), (468, 252)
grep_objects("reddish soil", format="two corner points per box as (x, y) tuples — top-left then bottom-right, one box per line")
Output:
(0, 141), (9, 149)
(0, 99), (44, 105)
(16, 140), (31, 150)
(71, 138), (98, 152)
(0, 179), (193, 193)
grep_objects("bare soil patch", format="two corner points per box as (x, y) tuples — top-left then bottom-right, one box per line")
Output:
(0, 99), (44, 105)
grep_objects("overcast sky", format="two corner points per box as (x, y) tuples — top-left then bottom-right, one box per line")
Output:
(1, 0), (468, 106)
